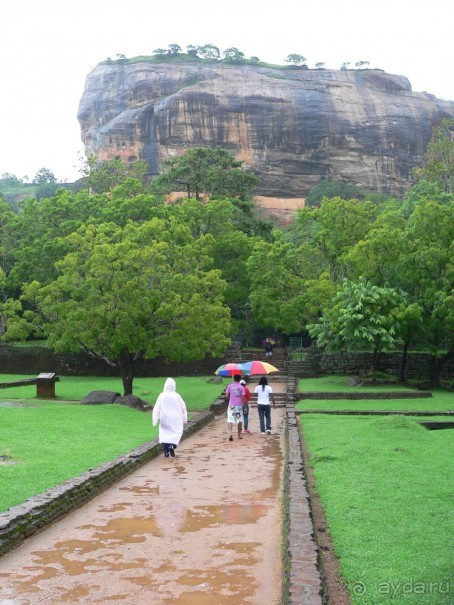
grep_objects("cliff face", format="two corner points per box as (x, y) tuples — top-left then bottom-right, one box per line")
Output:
(78, 61), (454, 197)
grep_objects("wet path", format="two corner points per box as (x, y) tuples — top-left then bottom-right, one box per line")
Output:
(0, 407), (285, 605)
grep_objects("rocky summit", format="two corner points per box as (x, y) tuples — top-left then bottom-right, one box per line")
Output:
(78, 61), (454, 197)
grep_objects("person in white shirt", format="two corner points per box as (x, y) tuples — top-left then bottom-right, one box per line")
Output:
(254, 376), (275, 435)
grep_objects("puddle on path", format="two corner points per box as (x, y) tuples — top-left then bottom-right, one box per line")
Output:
(181, 504), (268, 532)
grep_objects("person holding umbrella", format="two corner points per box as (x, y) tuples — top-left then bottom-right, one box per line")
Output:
(225, 374), (247, 441)
(254, 376), (276, 435)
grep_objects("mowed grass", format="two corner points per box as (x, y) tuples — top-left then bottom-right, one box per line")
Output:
(0, 375), (224, 513)
(301, 414), (454, 605)
(0, 374), (225, 410)
(298, 375), (416, 392)
(296, 376), (453, 412)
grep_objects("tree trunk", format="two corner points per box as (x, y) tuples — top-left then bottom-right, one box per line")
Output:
(399, 341), (409, 383)
(117, 354), (135, 396)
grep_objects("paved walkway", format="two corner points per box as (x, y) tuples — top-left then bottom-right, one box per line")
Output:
(0, 402), (286, 604)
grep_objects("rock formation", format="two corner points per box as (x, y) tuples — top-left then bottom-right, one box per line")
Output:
(78, 60), (454, 197)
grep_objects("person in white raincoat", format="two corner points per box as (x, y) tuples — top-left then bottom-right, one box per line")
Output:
(152, 378), (188, 457)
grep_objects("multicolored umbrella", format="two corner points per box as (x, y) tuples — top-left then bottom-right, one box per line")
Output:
(241, 360), (279, 375)
(214, 362), (245, 376)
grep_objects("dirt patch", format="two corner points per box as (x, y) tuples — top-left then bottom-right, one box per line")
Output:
(0, 401), (37, 407)
(0, 455), (16, 466)
(299, 422), (351, 605)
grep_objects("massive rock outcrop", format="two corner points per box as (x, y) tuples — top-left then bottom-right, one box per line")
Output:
(78, 60), (454, 197)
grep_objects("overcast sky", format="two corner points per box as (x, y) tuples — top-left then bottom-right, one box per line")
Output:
(1, 0), (453, 183)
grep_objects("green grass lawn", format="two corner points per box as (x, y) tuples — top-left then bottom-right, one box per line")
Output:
(0, 374), (225, 410)
(301, 414), (453, 605)
(0, 375), (224, 513)
(298, 375), (416, 392)
(297, 375), (453, 412)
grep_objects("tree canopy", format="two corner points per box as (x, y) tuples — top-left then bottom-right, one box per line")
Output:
(23, 218), (231, 395)
(151, 146), (258, 201)
(0, 129), (452, 388)
(413, 118), (454, 193)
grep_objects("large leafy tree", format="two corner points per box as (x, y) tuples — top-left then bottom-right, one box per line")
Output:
(343, 197), (453, 384)
(155, 197), (259, 333)
(413, 118), (454, 193)
(23, 219), (231, 395)
(285, 54), (306, 65)
(295, 197), (379, 281)
(247, 235), (336, 334)
(222, 47), (245, 63)
(398, 199), (454, 384)
(400, 179), (453, 218)
(33, 167), (56, 184)
(82, 156), (148, 194)
(308, 279), (408, 373)
(151, 147), (258, 201)
(197, 44), (220, 61)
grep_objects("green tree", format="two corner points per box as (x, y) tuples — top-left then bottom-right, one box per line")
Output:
(186, 44), (198, 56)
(308, 279), (408, 373)
(23, 219), (231, 395)
(305, 180), (362, 207)
(0, 173), (22, 186)
(197, 44), (220, 61)
(285, 54), (306, 65)
(296, 197), (378, 281)
(33, 167), (56, 184)
(222, 47), (245, 63)
(345, 197), (453, 384)
(82, 156), (148, 194)
(400, 180), (453, 219)
(413, 118), (454, 193)
(151, 147), (258, 201)
(168, 44), (181, 54)
(247, 236), (336, 334)
(398, 199), (454, 385)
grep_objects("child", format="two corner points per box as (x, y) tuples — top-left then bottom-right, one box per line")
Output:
(240, 379), (251, 433)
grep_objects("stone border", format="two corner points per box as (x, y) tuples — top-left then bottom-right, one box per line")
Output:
(296, 410), (454, 416)
(0, 409), (214, 557)
(296, 391), (432, 400)
(283, 373), (323, 605)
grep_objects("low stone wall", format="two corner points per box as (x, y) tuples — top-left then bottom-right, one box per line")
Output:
(289, 350), (454, 387)
(210, 396), (228, 415)
(296, 410), (454, 416)
(0, 409), (214, 557)
(296, 391), (432, 400)
(0, 379), (36, 388)
(0, 344), (224, 378)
